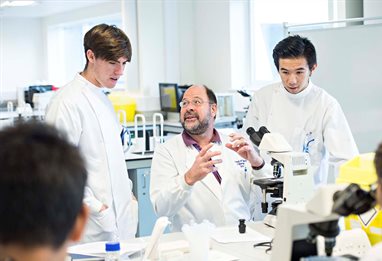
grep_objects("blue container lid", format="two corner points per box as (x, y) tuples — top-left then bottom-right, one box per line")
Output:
(105, 242), (120, 252)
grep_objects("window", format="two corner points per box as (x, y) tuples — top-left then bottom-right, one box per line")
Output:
(231, 0), (332, 90)
(47, 15), (121, 87)
(251, 0), (330, 88)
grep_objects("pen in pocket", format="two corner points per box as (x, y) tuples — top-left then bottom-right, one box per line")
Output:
(302, 132), (315, 153)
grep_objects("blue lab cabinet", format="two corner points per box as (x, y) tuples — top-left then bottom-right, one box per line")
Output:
(126, 158), (158, 237)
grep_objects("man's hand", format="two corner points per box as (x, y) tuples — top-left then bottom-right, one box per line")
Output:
(226, 133), (264, 168)
(184, 143), (222, 186)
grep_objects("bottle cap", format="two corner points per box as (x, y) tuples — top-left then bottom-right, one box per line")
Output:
(105, 242), (121, 252)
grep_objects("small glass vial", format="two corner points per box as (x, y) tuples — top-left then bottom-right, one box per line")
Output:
(105, 242), (121, 261)
(238, 219), (246, 234)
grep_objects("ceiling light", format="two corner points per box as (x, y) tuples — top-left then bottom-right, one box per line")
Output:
(0, 0), (37, 7)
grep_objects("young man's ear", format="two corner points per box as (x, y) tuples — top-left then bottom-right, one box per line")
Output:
(69, 204), (89, 242)
(86, 49), (96, 64)
(309, 64), (318, 76)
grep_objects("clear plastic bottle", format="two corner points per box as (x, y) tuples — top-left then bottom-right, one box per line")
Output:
(105, 242), (121, 261)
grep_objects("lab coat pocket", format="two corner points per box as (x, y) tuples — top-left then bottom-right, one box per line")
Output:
(291, 127), (306, 151)
(94, 207), (116, 232)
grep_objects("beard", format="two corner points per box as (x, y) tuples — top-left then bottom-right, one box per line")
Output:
(181, 110), (211, 135)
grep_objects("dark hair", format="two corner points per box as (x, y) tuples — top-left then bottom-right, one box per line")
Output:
(272, 35), (317, 71)
(375, 143), (382, 181)
(83, 23), (132, 70)
(0, 121), (87, 249)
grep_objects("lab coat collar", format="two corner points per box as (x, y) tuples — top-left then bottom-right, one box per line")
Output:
(280, 80), (313, 100)
(75, 73), (109, 96)
(181, 128), (221, 147)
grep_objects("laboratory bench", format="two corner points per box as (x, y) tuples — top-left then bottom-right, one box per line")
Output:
(0, 110), (45, 130)
(127, 221), (273, 261)
(67, 221), (274, 260)
(0, 109), (45, 120)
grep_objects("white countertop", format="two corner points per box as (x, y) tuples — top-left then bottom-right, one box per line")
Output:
(125, 151), (153, 160)
(130, 221), (274, 261)
(0, 111), (18, 120)
(0, 110), (45, 120)
(67, 222), (274, 261)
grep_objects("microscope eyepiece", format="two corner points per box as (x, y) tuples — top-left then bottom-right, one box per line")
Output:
(246, 127), (261, 146)
(246, 126), (270, 147)
(332, 183), (377, 216)
(258, 126), (270, 136)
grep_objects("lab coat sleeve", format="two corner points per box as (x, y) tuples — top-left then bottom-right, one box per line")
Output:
(240, 95), (274, 178)
(322, 100), (359, 164)
(45, 100), (103, 213)
(150, 143), (193, 217)
(250, 163), (273, 180)
(242, 93), (262, 136)
(45, 99), (82, 145)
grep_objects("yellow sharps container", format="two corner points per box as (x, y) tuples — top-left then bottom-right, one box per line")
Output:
(336, 153), (382, 245)
(108, 91), (136, 123)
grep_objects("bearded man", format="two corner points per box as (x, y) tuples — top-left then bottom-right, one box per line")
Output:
(150, 84), (270, 231)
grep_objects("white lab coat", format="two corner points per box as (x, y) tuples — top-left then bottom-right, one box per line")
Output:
(243, 81), (359, 185)
(149, 131), (270, 232)
(45, 74), (137, 242)
(361, 242), (382, 261)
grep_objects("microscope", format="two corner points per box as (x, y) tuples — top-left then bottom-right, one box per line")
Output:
(271, 183), (377, 261)
(246, 127), (316, 225)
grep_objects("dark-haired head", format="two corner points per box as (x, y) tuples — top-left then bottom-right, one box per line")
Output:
(273, 35), (317, 71)
(83, 23), (132, 70)
(0, 121), (87, 250)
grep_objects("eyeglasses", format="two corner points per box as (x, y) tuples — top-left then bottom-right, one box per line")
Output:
(179, 98), (213, 108)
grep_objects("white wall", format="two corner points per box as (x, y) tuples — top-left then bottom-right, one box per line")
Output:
(364, 0), (382, 17)
(9, 1), (379, 102)
(291, 24), (382, 153)
(42, 2), (120, 26)
(134, 0), (196, 98)
(0, 18), (44, 101)
(42, 2), (121, 88)
(133, 0), (234, 95)
(0, 2), (122, 102)
(177, 1), (196, 85)
(0, 0), (235, 103)
(194, 1), (232, 92)
(230, 1), (251, 90)
(121, 0), (140, 94)
(136, 0), (165, 97)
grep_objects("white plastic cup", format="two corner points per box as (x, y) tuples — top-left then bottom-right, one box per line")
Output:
(182, 220), (215, 261)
